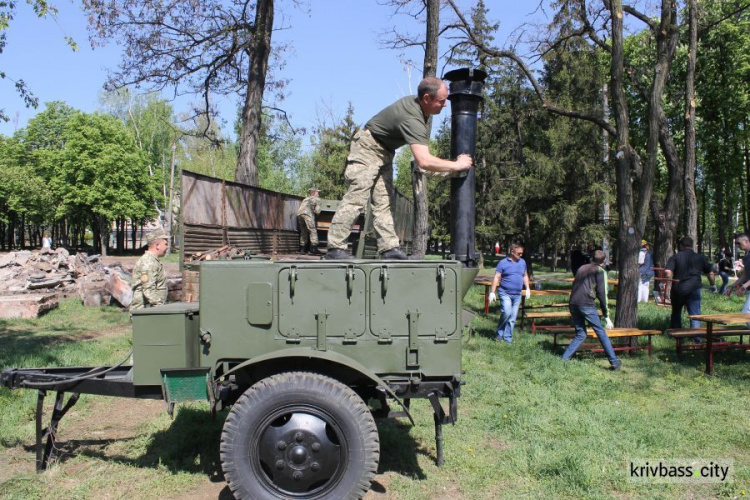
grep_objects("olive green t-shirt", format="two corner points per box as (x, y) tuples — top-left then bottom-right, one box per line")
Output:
(365, 96), (430, 152)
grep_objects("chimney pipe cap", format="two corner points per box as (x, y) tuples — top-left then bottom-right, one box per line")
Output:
(444, 67), (488, 83)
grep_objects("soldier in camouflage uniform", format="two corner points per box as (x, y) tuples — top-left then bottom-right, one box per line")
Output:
(297, 188), (321, 254)
(130, 228), (169, 310)
(324, 76), (473, 260)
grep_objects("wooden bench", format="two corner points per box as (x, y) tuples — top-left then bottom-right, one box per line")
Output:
(549, 327), (660, 357)
(524, 311), (575, 333)
(475, 277), (543, 315)
(519, 302), (568, 329)
(666, 327), (750, 356)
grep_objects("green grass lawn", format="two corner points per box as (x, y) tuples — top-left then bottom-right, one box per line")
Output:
(0, 278), (748, 499)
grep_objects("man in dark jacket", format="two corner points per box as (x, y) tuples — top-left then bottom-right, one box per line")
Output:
(562, 249), (621, 370)
(725, 233), (750, 326)
(664, 236), (715, 329)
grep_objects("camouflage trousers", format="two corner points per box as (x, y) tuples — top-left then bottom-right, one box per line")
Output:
(298, 214), (319, 247)
(327, 129), (400, 253)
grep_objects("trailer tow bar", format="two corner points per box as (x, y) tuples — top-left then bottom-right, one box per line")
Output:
(35, 389), (81, 471)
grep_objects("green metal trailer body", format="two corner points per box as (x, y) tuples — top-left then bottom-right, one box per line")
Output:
(194, 259), (466, 380)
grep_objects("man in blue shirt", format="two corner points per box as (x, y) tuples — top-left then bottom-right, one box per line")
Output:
(489, 243), (531, 343)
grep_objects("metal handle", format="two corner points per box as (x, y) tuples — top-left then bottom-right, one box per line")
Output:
(346, 265), (354, 298)
(381, 266), (389, 296)
(437, 265), (445, 297)
(289, 266), (298, 298)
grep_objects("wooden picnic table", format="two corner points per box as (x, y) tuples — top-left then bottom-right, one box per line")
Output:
(563, 277), (619, 285)
(474, 277), (563, 314)
(549, 327), (660, 357)
(689, 313), (750, 375)
(518, 290), (571, 328)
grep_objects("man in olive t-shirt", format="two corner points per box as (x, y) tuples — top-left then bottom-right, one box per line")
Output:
(324, 76), (473, 260)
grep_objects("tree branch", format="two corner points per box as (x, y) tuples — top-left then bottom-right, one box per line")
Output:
(622, 4), (658, 31)
(445, 0), (615, 135)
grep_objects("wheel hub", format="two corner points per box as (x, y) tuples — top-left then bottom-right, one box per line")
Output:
(257, 411), (343, 494)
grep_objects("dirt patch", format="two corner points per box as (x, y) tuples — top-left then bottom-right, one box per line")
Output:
(165, 479), (233, 500)
(487, 438), (511, 451)
(364, 471), (396, 499)
(0, 446), (36, 484)
(60, 397), (165, 442)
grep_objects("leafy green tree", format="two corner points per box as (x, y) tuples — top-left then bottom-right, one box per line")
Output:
(256, 114), (314, 195)
(100, 89), (180, 249)
(0, 135), (50, 248)
(0, 101), (77, 247)
(394, 147), (414, 197)
(696, 0), (750, 240)
(428, 118), (452, 252)
(181, 114), (237, 182)
(56, 112), (155, 254)
(308, 104), (358, 200)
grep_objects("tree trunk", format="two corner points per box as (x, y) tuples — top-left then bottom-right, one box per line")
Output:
(100, 216), (109, 256)
(411, 0), (439, 259)
(601, 83), (612, 265)
(748, 124), (750, 233)
(235, 0), (274, 186)
(412, 164), (428, 257)
(610, 0), (641, 328)
(167, 135), (177, 250)
(647, 0), (680, 269)
(745, 119), (750, 233)
(683, 0), (698, 244)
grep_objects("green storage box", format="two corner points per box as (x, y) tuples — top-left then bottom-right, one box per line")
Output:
(131, 302), (201, 386)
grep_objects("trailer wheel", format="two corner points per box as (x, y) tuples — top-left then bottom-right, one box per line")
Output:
(220, 371), (380, 500)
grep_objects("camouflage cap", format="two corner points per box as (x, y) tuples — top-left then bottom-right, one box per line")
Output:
(147, 228), (169, 244)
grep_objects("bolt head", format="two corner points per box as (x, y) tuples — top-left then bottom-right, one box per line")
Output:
(275, 460), (285, 470)
(311, 442), (321, 452)
(293, 471), (303, 481)
(277, 441), (287, 451)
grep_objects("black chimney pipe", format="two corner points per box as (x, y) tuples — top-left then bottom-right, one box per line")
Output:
(445, 68), (487, 267)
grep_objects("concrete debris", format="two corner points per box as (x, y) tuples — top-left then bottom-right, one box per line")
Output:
(0, 250), (182, 317)
(0, 293), (60, 319)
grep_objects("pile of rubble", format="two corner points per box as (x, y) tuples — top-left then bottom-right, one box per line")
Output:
(0, 248), (182, 319)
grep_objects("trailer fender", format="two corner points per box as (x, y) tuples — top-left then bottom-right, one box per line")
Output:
(219, 348), (413, 423)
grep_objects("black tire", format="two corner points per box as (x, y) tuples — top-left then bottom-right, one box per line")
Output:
(220, 372), (380, 500)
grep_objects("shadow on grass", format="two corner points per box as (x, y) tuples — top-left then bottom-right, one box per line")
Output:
(46, 406), (232, 496)
(46, 407), (225, 475)
(46, 405), (428, 492)
(0, 326), (110, 369)
(375, 418), (427, 479)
